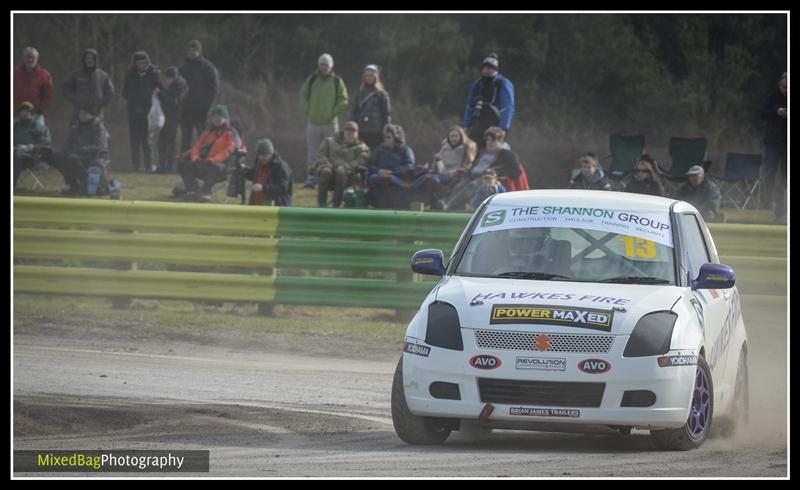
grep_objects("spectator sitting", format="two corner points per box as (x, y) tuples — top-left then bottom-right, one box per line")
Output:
(157, 66), (188, 174)
(14, 101), (52, 187)
(367, 124), (415, 209)
(244, 138), (293, 207)
(472, 168), (507, 209)
(316, 121), (370, 208)
(569, 153), (612, 191)
(434, 126), (477, 178)
(621, 154), (666, 197)
(445, 126), (526, 210)
(14, 46), (54, 125)
(49, 102), (112, 196)
(673, 165), (721, 222)
(177, 104), (235, 202)
(62, 48), (115, 119)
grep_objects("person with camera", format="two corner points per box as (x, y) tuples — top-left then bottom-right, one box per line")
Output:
(177, 104), (235, 202)
(463, 53), (515, 150)
(14, 47), (53, 125)
(349, 64), (391, 151)
(14, 101), (52, 187)
(315, 121), (370, 208)
(760, 71), (787, 223)
(240, 138), (293, 207)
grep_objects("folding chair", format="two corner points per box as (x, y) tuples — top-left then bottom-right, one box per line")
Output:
(717, 152), (763, 210)
(657, 137), (711, 182)
(607, 134), (645, 179)
(17, 161), (48, 190)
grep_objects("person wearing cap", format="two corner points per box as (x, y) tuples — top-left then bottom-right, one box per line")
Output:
(759, 72), (787, 223)
(177, 104), (235, 202)
(366, 124), (416, 209)
(300, 53), (350, 188)
(123, 51), (161, 172)
(242, 138), (293, 207)
(14, 47), (53, 124)
(569, 153), (612, 191)
(673, 165), (721, 222)
(14, 101), (52, 187)
(463, 52), (515, 149)
(157, 66), (189, 174)
(315, 121), (370, 208)
(62, 48), (115, 118)
(180, 39), (220, 151)
(349, 64), (391, 151)
(49, 101), (111, 196)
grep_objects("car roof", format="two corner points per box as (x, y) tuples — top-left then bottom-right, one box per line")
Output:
(489, 189), (679, 213)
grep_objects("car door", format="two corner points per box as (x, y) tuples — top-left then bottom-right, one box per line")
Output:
(678, 213), (730, 377)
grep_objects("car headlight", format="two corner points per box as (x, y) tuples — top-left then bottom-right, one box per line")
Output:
(623, 311), (678, 357)
(425, 301), (463, 351)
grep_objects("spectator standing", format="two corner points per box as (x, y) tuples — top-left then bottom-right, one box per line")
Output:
(316, 121), (370, 208)
(123, 51), (161, 172)
(759, 72), (787, 223)
(62, 48), (115, 119)
(350, 64), (391, 151)
(673, 165), (721, 222)
(463, 53), (515, 149)
(180, 39), (220, 151)
(300, 53), (349, 188)
(13, 47), (53, 125)
(157, 66), (188, 173)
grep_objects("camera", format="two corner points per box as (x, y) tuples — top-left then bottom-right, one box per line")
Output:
(199, 143), (213, 160)
(225, 150), (249, 203)
(472, 99), (484, 119)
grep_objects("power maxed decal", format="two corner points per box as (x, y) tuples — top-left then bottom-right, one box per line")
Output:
(509, 407), (581, 418)
(491, 304), (614, 332)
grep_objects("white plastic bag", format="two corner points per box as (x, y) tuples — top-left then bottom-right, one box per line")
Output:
(148, 93), (165, 132)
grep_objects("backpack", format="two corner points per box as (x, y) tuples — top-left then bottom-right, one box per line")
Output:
(307, 73), (344, 104)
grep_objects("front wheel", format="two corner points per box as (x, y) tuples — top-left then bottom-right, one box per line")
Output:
(651, 356), (714, 450)
(391, 357), (452, 445)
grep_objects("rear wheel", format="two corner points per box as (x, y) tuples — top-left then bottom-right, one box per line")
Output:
(391, 357), (452, 445)
(651, 356), (714, 450)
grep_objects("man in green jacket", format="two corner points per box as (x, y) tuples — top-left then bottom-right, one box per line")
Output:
(300, 53), (349, 188)
(316, 120), (370, 207)
(14, 101), (52, 187)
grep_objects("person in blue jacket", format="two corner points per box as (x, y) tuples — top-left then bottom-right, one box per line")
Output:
(463, 52), (515, 150)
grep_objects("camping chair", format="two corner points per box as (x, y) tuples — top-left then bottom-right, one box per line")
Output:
(607, 134), (645, 179)
(716, 152), (763, 210)
(657, 136), (711, 183)
(18, 164), (46, 190)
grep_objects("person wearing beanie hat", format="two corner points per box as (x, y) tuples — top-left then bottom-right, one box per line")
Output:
(181, 38), (220, 151)
(123, 49), (161, 172)
(14, 99), (52, 187)
(673, 163), (721, 221)
(350, 63), (392, 151)
(463, 51), (515, 150)
(156, 66), (188, 173)
(176, 102), (235, 202)
(242, 138), (293, 207)
(315, 120), (370, 208)
(300, 53), (350, 188)
(14, 46), (54, 123)
(62, 47), (115, 119)
(760, 71), (788, 223)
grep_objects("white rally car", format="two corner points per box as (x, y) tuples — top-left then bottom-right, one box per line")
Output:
(392, 190), (748, 450)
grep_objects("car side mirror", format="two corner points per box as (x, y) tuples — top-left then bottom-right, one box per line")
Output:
(692, 263), (735, 290)
(411, 249), (446, 276)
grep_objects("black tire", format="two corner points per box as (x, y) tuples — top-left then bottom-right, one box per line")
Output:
(651, 356), (714, 450)
(391, 357), (452, 445)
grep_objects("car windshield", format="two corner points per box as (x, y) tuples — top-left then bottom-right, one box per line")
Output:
(454, 206), (676, 285)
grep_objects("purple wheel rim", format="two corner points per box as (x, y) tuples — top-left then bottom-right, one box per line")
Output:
(687, 365), (710, 441)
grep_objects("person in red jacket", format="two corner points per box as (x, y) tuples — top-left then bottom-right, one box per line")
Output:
(13, 47), (53, 124)
(177, 104), (235, 202)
